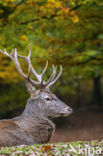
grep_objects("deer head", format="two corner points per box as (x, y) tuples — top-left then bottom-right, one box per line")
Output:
(0, 47), (72, 119)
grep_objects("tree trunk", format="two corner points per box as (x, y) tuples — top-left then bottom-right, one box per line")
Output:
(92, 76), (102, 108)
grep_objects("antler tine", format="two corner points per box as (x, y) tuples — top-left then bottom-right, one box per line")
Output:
(11, 48), (28, 79)
(47, 65), (63, 88)
(13, 49), (43, 87)
(14, 49), (43, 87)
(50, 65), (57, 82)
(18, 48), (41, 82)
(0, 48), (41, 87)
(0, 48), (27, 79)
(0, 49), (11, 58)
(44, 64), (57, 87)
(0, 48), (26, 78)
(41, 60), (48, 79)
(28, 45), (31, 59)
(40, 60), (48, 85)
(27, 63), (31, 79)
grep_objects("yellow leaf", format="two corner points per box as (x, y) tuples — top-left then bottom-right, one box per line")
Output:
(71, 15), (79, 23)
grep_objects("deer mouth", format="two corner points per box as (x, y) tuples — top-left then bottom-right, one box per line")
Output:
(60, 113), (72, 116)
(60, 107), (73, 116)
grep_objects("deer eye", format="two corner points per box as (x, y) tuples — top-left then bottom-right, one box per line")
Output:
(45, 96), (51, 101)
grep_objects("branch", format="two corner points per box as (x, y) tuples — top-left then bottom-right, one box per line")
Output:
(70, 4), (81, 11)
(61, 55), (103, 66)
(0, 2), (81, 26)
(20, 5), (81, 25)
(0, 0), (25, 20)
(20, 14), (57, 25)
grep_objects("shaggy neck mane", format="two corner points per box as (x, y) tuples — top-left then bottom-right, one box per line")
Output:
(14, 98), (55, 144)
(16, 97), (55, 132)
(22, 98), (43, 119)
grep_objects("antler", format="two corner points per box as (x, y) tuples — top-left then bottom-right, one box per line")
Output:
(0, 47), (62, 88)
(0, 48), (40, 87)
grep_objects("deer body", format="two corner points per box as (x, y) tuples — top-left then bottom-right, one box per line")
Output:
(0, 47), (72, 147)
(0, 110), (55, 146)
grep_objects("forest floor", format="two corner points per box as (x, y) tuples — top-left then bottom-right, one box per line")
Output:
(0, 140), (102, 156)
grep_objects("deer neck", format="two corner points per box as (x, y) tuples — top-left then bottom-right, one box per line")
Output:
(17, 98), (55, 130)
(21, 98), (42, 119)
(14, 98), (55, 144)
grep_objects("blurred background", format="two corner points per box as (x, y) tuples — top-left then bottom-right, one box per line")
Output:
(0, 0), (103, 142)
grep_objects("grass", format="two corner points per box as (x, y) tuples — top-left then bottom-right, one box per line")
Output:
(0, 140), (102, 156)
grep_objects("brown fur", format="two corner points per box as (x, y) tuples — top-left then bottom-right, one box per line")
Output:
(0, 117), (55, 146)
(0, 89), (72, 147)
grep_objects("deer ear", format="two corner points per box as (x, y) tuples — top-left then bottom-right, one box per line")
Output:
(26, 82), (36, 94)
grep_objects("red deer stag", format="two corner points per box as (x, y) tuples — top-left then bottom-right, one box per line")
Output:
(0, 47), (72, 146)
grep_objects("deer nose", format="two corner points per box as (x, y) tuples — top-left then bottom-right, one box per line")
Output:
(60, 107), (73, 116)
(65, 107), (73, 114)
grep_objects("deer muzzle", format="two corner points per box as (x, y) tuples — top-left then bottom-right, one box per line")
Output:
(60, 107), (73, 116)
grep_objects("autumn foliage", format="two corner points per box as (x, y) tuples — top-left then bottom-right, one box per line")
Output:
(0, 0), (103, 116)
